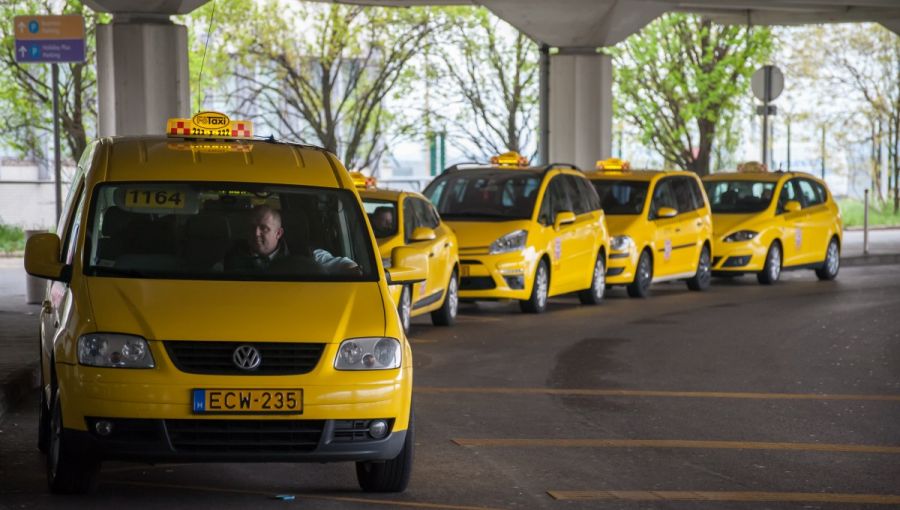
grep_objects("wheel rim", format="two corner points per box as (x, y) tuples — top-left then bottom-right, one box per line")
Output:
(536, 264), (548, 308)
(639, 254), (652, 291)
(400, 288), (411, 331)
(827, 241), (839, 275)
(447, 276), (458, 318)
(698, 248), (711, 285)
(770, 245), (782, 281)
(593, 258), (605, 299)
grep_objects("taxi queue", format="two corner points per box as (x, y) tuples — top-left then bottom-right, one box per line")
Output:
(22, 112), (842, 496)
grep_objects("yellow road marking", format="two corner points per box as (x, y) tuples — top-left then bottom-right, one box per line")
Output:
(411, 339), (439, 344)
(106, 480), (504, 510)
(452, 438), (900, 454)
(547, 490), (900, 505)
(416, 386), (900, 402)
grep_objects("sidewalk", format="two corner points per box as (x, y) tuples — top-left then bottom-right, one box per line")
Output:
(2, 228), (899, 419)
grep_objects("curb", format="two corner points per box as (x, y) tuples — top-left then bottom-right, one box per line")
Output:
(0, 362), (39, 421)
(842, 254), (900, 268)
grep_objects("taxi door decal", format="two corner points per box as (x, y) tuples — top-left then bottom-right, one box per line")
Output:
(664, 239), (672, 261)
(554, 237), (562, 261)
(795, 227), (802, 251)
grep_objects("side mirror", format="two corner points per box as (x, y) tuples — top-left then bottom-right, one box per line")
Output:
(657, 207), (678, 219)
(410, 226), (436, 242)
(385, 245), (427, 285)
(784, 200), (802, 213)
(554, 211), (576, 230)
(25, 233), (68, 282)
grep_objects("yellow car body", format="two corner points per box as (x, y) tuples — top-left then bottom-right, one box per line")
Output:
(359, 187), (460, 331)
(24, 130), (418, 493)
(586, 168), (714, 296)
(702, 170), (843, 283)
(423, 159), (610, 313)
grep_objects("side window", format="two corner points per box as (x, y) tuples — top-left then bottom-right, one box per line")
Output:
(550, 176), (572, 215)
(425, 179), (446, 209)
(62, 185), (87, 265)
(777, 179), (799, 213)
(672, 177), (696, 213)
(403, 198), (416, 243)
(814, 182), (829, 204)
(563, 175), (588, 215)
(688, 177), (706, 210)
(413, 198), (439, 229)
(538, 186), (552, 226)
(649, 178), (678, 219)
(580, 176), (602, 212)
(797, 179), (824, 208)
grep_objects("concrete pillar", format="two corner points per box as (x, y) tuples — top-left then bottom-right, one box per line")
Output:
(548, 52), (612, 172)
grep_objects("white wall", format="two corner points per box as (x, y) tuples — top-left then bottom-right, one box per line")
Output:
(0, 182), (72, 230)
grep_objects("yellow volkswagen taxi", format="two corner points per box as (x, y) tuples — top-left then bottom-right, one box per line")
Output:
(24, 112), (419, 494)
(357, 179), (460, 333)
(422, 152), (609, 313)
(587, 159), (714, 297)
(702, 163), (842, 284)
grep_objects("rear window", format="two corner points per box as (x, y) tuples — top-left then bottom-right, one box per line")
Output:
(591, 180), (649, 215)
(704, 180), (776, 213)
(84, 182), (377, 282)
(424, 170), (541, 220)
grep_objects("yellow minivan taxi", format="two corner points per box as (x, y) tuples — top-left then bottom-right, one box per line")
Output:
(702, 164), (843, 284)
(422, 152), (610, 313)
(24, 113), (418, 494)
(358, 183), (460, 334)
(587, 160), (714, 297)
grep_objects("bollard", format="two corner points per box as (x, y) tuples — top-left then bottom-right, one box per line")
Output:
(863, 189), (869, 256)
(24, 229), (48, 304)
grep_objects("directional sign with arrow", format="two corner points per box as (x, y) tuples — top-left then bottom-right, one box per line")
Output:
(13, 15), (85, 64)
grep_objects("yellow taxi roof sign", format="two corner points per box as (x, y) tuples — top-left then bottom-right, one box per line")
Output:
(167, 111), (253, 139)
(596, 158), (630, 171)
(737, 161), (768, 173)
(350, 171), (377, 189)
(491, 151), (528, 167)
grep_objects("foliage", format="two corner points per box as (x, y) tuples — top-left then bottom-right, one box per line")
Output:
(0, 223), (25, 254)
(839, 198), (900, 228)
(611, 14), (772, 175)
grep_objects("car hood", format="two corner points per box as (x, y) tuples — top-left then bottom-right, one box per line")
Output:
(604, 215), (642, 237)
(86, 277), (385, 343)
(444, 220), (532, 249)
(711, 213), (763, 238)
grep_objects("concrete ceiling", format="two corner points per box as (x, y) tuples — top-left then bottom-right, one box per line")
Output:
(320, 0), (900, 46)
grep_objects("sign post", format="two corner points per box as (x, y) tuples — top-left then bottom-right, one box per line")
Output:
(14, 15), (86, 222)
(751, 65), (784, 169)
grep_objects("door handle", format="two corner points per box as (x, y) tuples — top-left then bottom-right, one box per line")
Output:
(696, 222), (702, 227)
(42, 300), (52, 314)
(444, 242), (450, 248)
(429, 252), (435, 258)
(675, 228), (681, 232)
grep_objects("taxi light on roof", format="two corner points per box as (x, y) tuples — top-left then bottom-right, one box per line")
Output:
(350, 171), (377, 189)
(596, 158), (630, 171)
(166, 111), (253, 140)
(491, 151), (528, 167)
(737, 161), (768, 173)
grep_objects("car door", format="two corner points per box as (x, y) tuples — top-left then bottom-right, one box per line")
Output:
(647, 178), (682, 278)
(775, 178), (803, 266)
(401, 196), (434, 307)
(544, 175), (579, 292)
(796, 178), (831, 264)
(669, 176), (703, 274)
(412, 197), (452, 305)
(563, 175), (597, 278)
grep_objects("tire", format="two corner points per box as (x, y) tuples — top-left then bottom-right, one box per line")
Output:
(431, 270), (458, 326)
(356, 410), (414, 493)
(519, 260), (549, 313)
(757, 242), (782, 285)
(815, 237), (840, 281)
(397, 285), (412, 335)
(627, 250), (653, 298)
(686, 245), (712, 291)
(47, 389), (100, 494)
(578, 252), (606, 305)
(38, 388), (50, 454)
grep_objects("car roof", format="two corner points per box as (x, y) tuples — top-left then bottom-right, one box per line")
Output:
(585, 169), (686, 182)
(703, 171), (791, 183)
(93, 136), (345, 189)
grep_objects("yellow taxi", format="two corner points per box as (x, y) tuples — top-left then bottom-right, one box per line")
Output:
(356, 178), (460, 333)
(24, 112), (419, 494)
(702, 163), (842, 284)
(586, 159), (714, 297)
(422, 152), (609, 313)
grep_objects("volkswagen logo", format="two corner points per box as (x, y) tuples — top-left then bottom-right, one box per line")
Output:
(232, 345), (262, 371)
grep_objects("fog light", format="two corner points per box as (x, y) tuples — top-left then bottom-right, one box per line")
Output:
(95, 420), (113, 437)
(368, 419), (389, 439)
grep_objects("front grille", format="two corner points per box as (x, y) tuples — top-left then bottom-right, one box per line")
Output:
(459, 259), (483, 265)
(712, 256), (722, 267)
(722, 255), (751, 268)
(166, 419), (324, 453)
(332, 419), (394, 443)
(165, 341), (325, 375)
(607, 267), (625, 276)
(460, 276), (496, 290)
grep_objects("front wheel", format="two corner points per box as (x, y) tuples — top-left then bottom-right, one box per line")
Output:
(627, 250), (653, 298)
(520, 260), (549, 313)
(431, 270), (458, 326)
(47, 389), (100, 494)
(686, 245), (712, 291)
(815, 238), (840, 281)
(578, 253), (606, 305)
(397, 285), (412, 335)
(356, 411), (414, 493)
(757, 242), (782, 285)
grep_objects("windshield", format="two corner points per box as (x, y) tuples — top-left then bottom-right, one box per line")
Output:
(424, 170), (541, 220)
(704, 180), (776, 213)
(362, 199), (398, 239)
(84, 182), (377, 281)
(591, 180), (649, 215)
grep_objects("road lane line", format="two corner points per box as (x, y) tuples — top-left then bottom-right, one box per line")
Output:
(411, 338), (439, 344)
(106, 480), (505, 510)
(416, 386), (900, 402)
(546, 490), (900, 504)
(452, 438), (900, 454)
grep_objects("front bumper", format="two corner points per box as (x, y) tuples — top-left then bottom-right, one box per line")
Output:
(458, 251), (536, 300)
(710, 239), (768, 274)
(605, 249), (637, 285)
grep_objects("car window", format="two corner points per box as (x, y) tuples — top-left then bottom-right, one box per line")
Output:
(672, 177), (697, 213)
(592, 180), (649, 215)
(814, 181), (829, 204)
(362, 199), (398, 239)
(84, 182), (377, 282)
(705, 180), (777, 214)
(403, 197), (417, 243)
(798, 179), (825, 207)
(563, 175), (589, 215)
(649, 178), (678, 219)
(412, 197), (439, 230)
(575, 176), (602, 212)
(423, 170), (542, 220)
(549, 176), (572, 215)
(62, 186), (87, 266)
(688, 177), (706, 210)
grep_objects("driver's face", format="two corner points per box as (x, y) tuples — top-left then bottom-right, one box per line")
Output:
(374, 211), (393, 230)
(251, 211), (283, 256)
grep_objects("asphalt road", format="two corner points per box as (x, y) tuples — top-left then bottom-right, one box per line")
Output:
(1, 264), (899, 509)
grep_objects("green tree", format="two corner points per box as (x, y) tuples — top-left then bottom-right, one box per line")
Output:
(611, 14), (772, 175)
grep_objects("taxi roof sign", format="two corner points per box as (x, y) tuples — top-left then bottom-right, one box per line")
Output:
(491, 151), (528, 167)
(596, 158), (630, 171)
(350, 171), (377, 189)
(737, 161), (768, 173)
(167, 111), (253, 139)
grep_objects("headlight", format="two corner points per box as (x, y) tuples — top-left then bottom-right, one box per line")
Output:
(610, 235), (634, 251)
(77, 334), (155, 368)
(335, 338), (401, 370)
(489, 230), (528, 254)
(723, 230), (758, 242)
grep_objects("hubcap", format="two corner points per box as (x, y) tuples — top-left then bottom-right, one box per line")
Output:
(770, 245), (782, 280)
(639, 255), (651, 290)
(827, 241), (840, 274)
(400, 288), (411, 331)
(699, 249), (711, 284)
(448, 276), (458, 318)
(594, 259), (605, 298)
(536, 265), (548, 308)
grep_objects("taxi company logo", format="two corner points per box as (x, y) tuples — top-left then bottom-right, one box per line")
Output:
(233, 345), (262, 371)
(192, 111), (230, 130)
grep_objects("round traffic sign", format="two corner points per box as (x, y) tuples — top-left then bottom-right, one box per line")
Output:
(751, 65), (784, 103)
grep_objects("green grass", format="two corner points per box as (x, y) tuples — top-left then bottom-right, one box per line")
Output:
(0, 223), (26, 254)
(839, 198), (900, 228)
